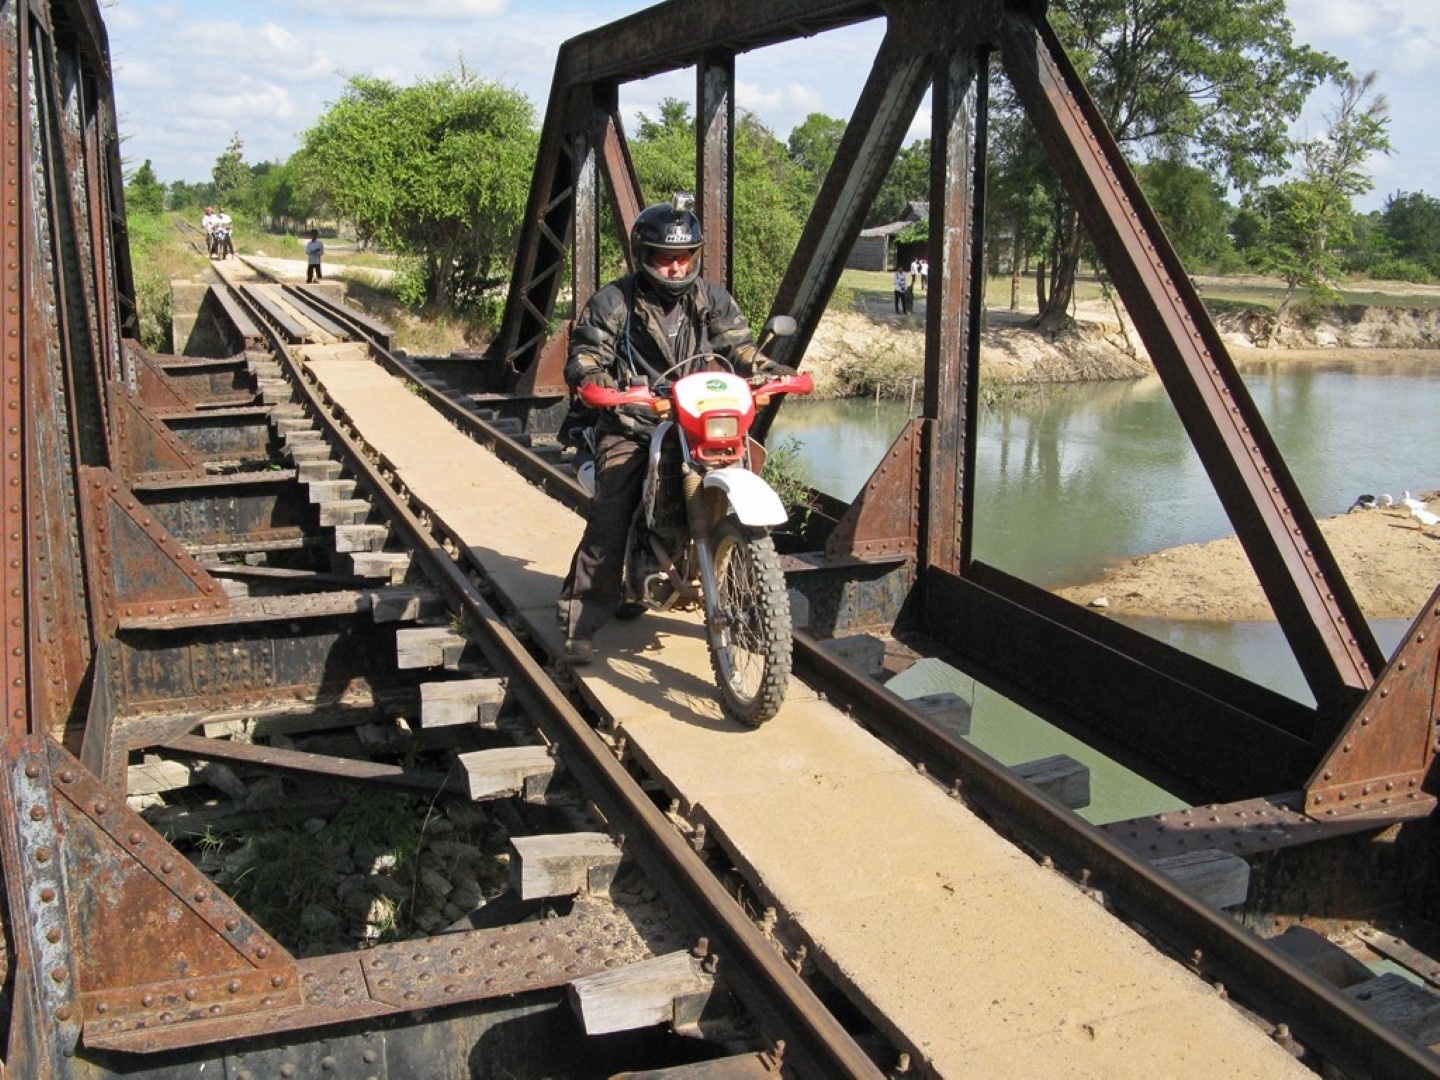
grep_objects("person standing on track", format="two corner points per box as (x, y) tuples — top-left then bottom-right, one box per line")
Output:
(201, 205), (220, 256)
(305, 229), (325, 283)
(556, 194), (793, 664)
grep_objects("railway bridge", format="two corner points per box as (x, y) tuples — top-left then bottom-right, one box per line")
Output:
(4, 0), (1440, 1077)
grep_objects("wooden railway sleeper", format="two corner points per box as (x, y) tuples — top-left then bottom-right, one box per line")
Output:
(259, 352), (887, 1077)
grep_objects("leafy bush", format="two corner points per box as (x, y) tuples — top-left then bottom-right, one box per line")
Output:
(1367, 258), (1433, 285)
(760, 436), (818, 527)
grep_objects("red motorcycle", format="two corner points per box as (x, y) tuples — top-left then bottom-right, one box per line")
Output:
(578, 318), (812, 725)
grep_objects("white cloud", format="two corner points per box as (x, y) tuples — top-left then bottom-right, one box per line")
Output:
(101, 0), (1439, 207)
(282, 0), (511, 18)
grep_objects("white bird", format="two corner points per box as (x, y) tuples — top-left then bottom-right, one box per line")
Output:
(1378, 493), (1394, 508)
(1401, 490), (1427, 514)
(1411, 505), (1440, 531)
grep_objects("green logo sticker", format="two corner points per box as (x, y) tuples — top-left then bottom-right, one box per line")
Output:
(705, 378), (728, 391)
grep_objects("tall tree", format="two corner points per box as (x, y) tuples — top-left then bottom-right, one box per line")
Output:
(124, 159), (165, 216)
(211, 133), (252, 210)
(252, 159), (320, 233)
(869, 139), (930, 228)
(1134, 157), (1236, 270)
(995, 0), (1340, 329)
(1251, 71), (1390, 321)
(786, 112), (846, 198)
(1379, 191), (1440, 276)
(299, 69), (537, 313)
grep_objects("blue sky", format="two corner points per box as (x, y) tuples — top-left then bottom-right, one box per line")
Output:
(102, 0), (1438, 213)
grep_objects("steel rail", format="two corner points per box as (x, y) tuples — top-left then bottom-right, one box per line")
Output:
(303, 321), (1440, 1077)
(219, 238), (1437, 1080)
(791, 632), (1440, 1080)
(231, 313), (885, 1078)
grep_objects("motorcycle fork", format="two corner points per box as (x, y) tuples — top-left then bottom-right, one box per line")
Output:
(683, 470), (728, 638)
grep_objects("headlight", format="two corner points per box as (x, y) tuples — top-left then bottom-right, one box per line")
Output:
(704, 416), (739, 440)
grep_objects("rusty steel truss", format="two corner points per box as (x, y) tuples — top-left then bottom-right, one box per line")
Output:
(3, 0), (1440, 1075)
(494, 0), (1436, 811)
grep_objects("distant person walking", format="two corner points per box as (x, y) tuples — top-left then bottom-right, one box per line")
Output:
(201, 205), (220, 256)
(893, 266), (908, 314)
(305, 230), (324, 283)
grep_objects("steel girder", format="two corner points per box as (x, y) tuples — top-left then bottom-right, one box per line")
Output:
(492, 0), (1427, 805)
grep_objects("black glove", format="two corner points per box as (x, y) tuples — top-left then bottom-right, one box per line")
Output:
(577, 368), (616, 391)
(757, 361), (798, 378)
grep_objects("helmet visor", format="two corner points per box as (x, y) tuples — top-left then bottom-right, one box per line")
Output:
(646, 245), (699, 267)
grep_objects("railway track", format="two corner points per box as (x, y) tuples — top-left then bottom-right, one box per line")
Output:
(138, 256), (1435, 1077)
(10, 0), (1440, 1075)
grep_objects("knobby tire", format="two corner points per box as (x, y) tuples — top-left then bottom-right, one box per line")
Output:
(708, 518), (792, 725)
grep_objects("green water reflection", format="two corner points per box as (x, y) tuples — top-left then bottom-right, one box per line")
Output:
(774, 358), (1440, 818)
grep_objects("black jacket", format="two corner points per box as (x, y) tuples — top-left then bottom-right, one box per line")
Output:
(565, 275), (759, 436)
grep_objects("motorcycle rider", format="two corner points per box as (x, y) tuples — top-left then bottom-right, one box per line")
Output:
(558, 194), (794, 664)
(212, 206), (234, 259)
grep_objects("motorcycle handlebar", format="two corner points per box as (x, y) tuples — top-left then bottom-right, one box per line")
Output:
(576, 371), (815, 410)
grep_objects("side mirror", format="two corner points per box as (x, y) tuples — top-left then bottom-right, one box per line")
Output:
(761, 315), (797, 340)
(757, 315), (797, 357)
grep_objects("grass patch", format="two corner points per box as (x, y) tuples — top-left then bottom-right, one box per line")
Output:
(332, 276), (480, 356)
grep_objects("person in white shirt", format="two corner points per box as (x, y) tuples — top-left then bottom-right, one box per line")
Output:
(200, 205), (220, 255)
(304, 230), (324, 282)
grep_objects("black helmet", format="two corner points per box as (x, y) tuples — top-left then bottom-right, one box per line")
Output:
(632, 195), (703, 297)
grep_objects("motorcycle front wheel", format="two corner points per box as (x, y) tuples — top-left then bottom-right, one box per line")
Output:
(707, 518), (792, 725)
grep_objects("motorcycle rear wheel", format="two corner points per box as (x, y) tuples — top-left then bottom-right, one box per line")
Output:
(707, 518), (791, 725)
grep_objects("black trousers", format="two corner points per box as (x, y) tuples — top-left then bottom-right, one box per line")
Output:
(559, 431), (648, 640)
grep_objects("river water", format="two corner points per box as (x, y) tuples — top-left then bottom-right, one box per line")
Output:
(771, 355), (1440, 820)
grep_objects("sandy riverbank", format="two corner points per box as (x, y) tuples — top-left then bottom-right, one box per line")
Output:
(1053, 501), (1440, 622)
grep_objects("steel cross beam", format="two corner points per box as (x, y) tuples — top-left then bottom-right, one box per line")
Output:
(494, 0), (884, 383)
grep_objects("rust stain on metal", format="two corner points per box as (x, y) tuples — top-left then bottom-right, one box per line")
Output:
(79, 466), (229, 627)
(43, 739), (300, 1045)
(1303, 591), (1440, 819)
(825, 419), (922, 560)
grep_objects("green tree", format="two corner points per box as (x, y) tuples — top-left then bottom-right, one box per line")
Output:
(1251, 71), (1390, 322)
(125, 159), (165, 216)
(996, 0), (1340, 329)
(252, 158), (320, 232)
(730, 112), (808, 319)
(167, 180), (215, 215)
(1379, 191), (1440, 276)
(1134, 157), (1237, 270)
(628, 99), (808, 323)
(299, 68), (537, 314)
(869, 139), (930, 228)
(786, 112), (846, 197)
(211, 133), (252, 210)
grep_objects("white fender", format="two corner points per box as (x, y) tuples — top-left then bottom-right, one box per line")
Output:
(703, 466), (788, 527)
